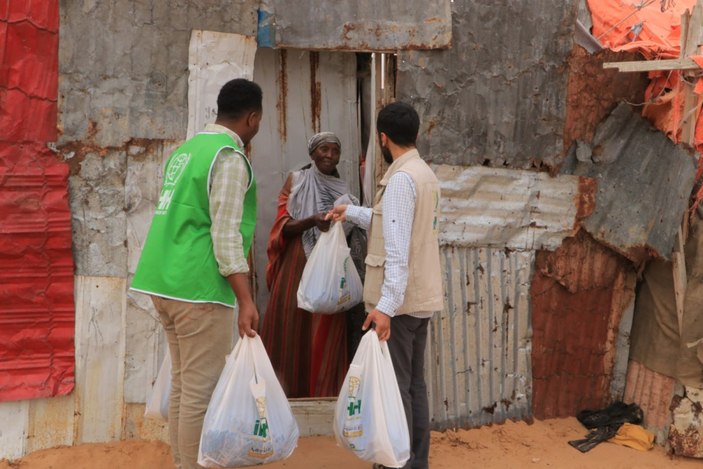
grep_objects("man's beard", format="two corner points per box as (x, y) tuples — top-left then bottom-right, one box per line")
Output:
(381, 144), (393, 164)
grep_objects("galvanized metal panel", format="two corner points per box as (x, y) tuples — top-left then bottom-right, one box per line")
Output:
(258, 0), (451, 51)
(124, 142), (174, 404)
(397, 0), (578, 169)
(434, 164), (595, 251)
(251, 49), (360, 311)
(187, 30), (257, 139)
(427, 246), (533, 429)
(74, 276), (126, 444)
(58, 0), (259, 146)
(608, 294), (635, 402)
(562, 103), (696, 262)
(0, 400), (29, 460)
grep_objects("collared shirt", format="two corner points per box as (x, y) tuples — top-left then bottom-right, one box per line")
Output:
(206, 123), (250, 276)
(346, 170), (417, 317)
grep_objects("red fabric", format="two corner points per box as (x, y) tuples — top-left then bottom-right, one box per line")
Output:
(0, 0), (74, 401)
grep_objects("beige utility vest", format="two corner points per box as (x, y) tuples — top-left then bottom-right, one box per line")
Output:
(363, 150), (444, 315)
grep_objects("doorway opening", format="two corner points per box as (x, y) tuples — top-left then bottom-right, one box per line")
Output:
(250, 50), (395, 399)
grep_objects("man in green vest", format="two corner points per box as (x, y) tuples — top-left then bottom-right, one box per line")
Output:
(330, 102), (443, 469)
(131, 78), (262, 469)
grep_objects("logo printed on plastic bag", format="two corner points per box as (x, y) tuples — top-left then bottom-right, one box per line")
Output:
(297, 222), (362, 313)
(343, 374), (364, 443)
(248, 395), (274, 459)
(197, 336), (299, 467)
(334, 331), (410, 467)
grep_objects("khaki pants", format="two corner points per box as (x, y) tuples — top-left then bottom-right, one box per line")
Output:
(152, 296), (234, 469)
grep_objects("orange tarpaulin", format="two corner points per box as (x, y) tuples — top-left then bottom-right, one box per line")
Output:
(588, 0), (702, 149)
(589, 0), (695, 59)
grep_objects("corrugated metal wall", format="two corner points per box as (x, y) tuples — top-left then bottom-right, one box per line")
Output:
(4, 0), (672, 458)
(0, 0), (262, 459)
(429, 246), (533, 428)
(624, 360), (677, 445)
(397, 0), (579, 170)
(530, 231), (637, 419)
(0, 0), (75, 403)
(257, 0), (451, 50)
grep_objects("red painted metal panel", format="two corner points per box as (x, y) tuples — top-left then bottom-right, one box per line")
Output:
(4, 20), (59, 99)
(530, 231), (636, 419)
(0, 0), (74, 401)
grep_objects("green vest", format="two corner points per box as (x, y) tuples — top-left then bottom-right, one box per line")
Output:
(131, 132), (257, 307)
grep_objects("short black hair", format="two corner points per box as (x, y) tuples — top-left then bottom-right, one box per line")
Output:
(217, 78), (263, 120)
(376, 101), (419, 147)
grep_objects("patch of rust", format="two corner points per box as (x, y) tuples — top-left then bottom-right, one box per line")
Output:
(309, 51), (321, 133)
(277, 50), (288, 142)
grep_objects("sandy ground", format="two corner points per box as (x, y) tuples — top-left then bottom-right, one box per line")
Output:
(1, 417), (700, 469)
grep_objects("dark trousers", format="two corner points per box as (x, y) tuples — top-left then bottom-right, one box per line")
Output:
(387, 315), (431, 469)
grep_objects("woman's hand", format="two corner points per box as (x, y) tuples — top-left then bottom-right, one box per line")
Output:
(312, 212), (331, 232)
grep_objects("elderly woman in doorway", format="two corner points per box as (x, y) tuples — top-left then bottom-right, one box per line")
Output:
(260, 131), (366, 398)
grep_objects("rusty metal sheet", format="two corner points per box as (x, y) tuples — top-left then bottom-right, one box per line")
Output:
(257, 0), (451, 51)
(57, 0), (259, 146)
(434, 164), (595, 251)
(26, 395), (75, 454)
(530, 231), (637, 419)
(561, 103), (696, 263)
(669, 386), (703, 457)
(428, 246), (533, 429)
(397, 0), (577, 169)
(624, 360), (677, 444)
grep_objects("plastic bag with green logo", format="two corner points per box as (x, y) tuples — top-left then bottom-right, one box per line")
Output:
(198, 335), (299, 467)
(297, 221), (363, 314)
(334, 329), (410, 467)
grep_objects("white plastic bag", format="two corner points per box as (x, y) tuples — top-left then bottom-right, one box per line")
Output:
(334, 330), (410, 467)
(144, 348), (171, 421)
(297, 221), (363, 313)
(198, 335), (299, 468)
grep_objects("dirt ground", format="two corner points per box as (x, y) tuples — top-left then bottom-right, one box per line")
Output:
(1, 417), (699, 469)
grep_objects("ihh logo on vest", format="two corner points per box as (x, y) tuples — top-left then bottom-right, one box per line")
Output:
(155, 153), (191, 215)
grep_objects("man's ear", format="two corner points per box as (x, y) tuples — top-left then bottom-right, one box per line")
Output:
(378, 132), (387, 146)
(247, 110), (261, 127)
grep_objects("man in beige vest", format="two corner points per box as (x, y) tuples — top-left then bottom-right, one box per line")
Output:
(330, 102), (443, 469)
